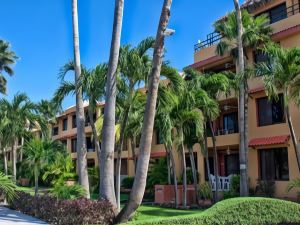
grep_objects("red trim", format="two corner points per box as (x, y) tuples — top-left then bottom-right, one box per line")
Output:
(272, 24), (300, 41)
(129, 151), (167, 160)
(249, 86), (265, 94)
(249, 135), (290, 147)
(189, 55), (227, 69)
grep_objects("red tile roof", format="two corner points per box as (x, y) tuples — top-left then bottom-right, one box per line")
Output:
(249, 135), (290, 147)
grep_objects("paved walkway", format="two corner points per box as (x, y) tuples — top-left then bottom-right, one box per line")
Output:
(0, 206), (48, 225)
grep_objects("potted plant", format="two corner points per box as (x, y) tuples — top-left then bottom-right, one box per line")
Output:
(199, 182), (212, 206)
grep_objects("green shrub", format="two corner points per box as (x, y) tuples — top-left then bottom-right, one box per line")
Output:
(255, 180), (275, 197)
(88, 166), (99, 194)
(186, 168), (199, 185)
(199, 182), (212, 200)
(135, 197), (300, 225)
(122, 177), (135, 189)
(9, 191), (114, 225)
(50, 184), (86, 200)
(223, 175), (240, 200)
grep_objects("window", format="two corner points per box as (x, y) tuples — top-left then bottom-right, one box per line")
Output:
(87, 159), (95, 168)
(257, 3), (287, 24)
(204, 157), (215, 181)
(86, 137), (95, 152)
(62, 118), (68, 131)
(71, 138), (77, 153)
(225, 154), (239, 176)
(61, 140), (67, 148)
(52, 127), (59, 136)
(254, 50), (269, 64)
(72, 114), (77, 128)
(260, 148), (289, 181)
(185, 153), (198, 170)
(223, 112), (239, 134)
(156, 130), (164, 145)
(257, 94), (285, 126)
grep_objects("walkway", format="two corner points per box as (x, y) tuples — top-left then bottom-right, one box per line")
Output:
(0, 206), (48, 225)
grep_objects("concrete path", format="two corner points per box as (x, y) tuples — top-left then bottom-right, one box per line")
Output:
(0, 206), (48, 225)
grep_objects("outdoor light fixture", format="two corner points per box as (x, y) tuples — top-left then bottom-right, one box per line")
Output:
(227, 146), (231, 155)
(163, 28), (175, 37)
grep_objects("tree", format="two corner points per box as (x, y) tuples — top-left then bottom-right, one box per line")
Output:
(71, 0), (90, 198)
(257, 43), (300, 172)
(0, 172), (17, 202)
(23, 138), (64, 195)
(0, 40), (18, 94)
(215, 3), (272, 197)
(100, 0), (124, 208)
(0, 93), (44, 182)
(117, 1), (173, 221)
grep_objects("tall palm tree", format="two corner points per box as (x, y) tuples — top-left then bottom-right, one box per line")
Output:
(100, 0), (124, 208)
(117, 1), (173, 221)
(0, 93), (43, 182)
(215, 4), (272, 197)
(257, 43), (300, 171)
(71, 0), (90, 198)
(0, 40), (18, 94)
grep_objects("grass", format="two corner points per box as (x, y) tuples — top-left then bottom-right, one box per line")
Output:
(16, 186), (52, 195)
(91, 192), (130, 202)
(126, 205), (201, 224)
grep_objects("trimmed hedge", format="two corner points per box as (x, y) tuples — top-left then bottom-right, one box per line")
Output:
(133, 197), (300, 225)
(9, 191), (114, 225)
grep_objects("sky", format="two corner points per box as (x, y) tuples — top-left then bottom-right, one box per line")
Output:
(0, 0), (235, 109)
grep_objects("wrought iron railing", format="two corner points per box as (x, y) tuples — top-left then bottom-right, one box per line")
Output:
(194, 3), (300, 53)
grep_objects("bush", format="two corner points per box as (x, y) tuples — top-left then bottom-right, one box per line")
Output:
(223, 175), (240, 200)
(199, 182), (212, 200)
(122, 177), (135, 189)
(50, 184), (86, 200)
(135, 197), (300, 225)
(9, 191), (114, 225)
(255, 180), (275, 197)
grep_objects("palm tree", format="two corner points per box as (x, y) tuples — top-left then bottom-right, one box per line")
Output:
(0, 172), (17, 202)
(257, 43), (300, 171)
(71, 0), (90, 199)
(117, 0), (173, 222)
(0, 40), (18, 94)
(215, 4), (272, 197)
(23, 138), (65, 196)
(0, 93), (44, 182)
(100, 0), (124, 208)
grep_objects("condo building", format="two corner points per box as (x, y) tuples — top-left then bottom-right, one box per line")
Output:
(51, 0), (300, 200)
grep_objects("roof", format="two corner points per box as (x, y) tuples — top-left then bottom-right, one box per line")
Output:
(249, 135), (290, 147)
(241, 0), (275, 12)
(249, 86), (265, 94)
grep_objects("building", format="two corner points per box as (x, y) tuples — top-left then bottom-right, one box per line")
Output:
(51, 0), (300, 200)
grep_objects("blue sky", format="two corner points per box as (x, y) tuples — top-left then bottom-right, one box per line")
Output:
(0, 0), (234, 109)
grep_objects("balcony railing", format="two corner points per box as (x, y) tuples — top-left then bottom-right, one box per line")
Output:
(194, 32), (222, 52)
(194, 3), (300, 53)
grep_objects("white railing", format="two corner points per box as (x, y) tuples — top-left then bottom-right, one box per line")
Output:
(209, 174), (232, 191)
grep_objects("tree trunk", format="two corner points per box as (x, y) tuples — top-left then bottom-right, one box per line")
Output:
(286, 105), (300, 171)
(116, 106), (130, 211)
(202, 129), (213, 198)
(166, 149), (171, 185)
(3, 150), (8, 175)
(209, 122), (219, 203)
(233, 0), (248, 197)
(130, 138), (136, 171)
(12, 139), (18, 183)
(181, 141), (187, 208)
(34, 165), (39, 196)
(188, 147), (200, 205)
(88, 106), (101, 162)
(72, 0), (90, 198)
(116, 1), (172, 222)
(168, 146), (178, 208)
(100, 0), (124, 208)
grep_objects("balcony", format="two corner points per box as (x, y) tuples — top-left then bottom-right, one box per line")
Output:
(193, 2), (300, 64)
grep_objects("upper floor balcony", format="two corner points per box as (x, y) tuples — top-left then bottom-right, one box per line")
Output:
(193, 1), (300, 66)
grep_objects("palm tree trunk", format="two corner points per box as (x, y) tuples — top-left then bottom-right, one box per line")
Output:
(100, 0), (124, 208)
(12, 139), (18, 183)
(286, 105), (300, 170)
(88, 106), (101, 161)
(130, 138), (136, 171)
(168, 145), (178, 208)
(188, 147), (200, 205)
(181, 141), (187, 208)
(166, 149), (171, 185)
(202, 129), (213, 199)
(3, 150), (8, 175)
(34, 165), (39, 196)
(209, 122), (219, 203)
(233, 0), (248, 197)
(116, 106), (130, 211)
(116, 1), (172, 222)
(72, 0), (90, 198)
(244, 80), (249, 193)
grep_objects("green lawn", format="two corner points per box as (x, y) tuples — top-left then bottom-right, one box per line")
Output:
(126, 205), (201, 224)
(16, 186), (52, 195)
